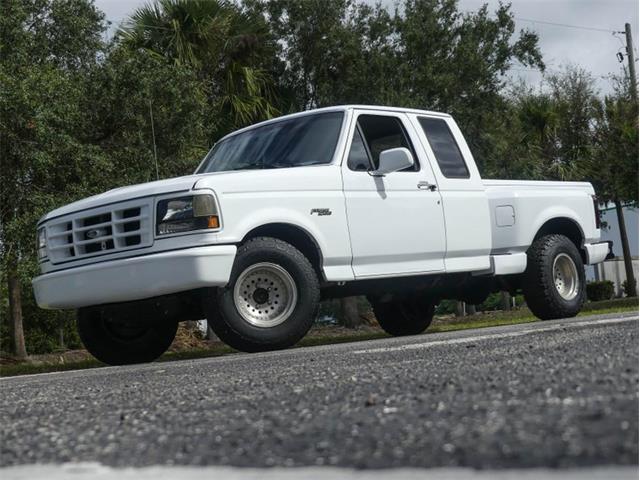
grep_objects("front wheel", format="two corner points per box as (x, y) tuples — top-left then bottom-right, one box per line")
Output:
(207, 237), (320, 352)
(77, 307), (178, 365)
(369, 294), (435, 336)
(523, 234), (586, 320)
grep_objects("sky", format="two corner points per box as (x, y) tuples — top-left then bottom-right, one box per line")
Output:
(96, 0), (639, 95)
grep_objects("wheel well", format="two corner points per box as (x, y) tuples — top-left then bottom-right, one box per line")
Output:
(533, 217), (585, 262)
(242, 223), (324, 280)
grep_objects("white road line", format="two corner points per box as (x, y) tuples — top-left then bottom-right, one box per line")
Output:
(353, 316), (639, 355)
(1, 463), (637, 480)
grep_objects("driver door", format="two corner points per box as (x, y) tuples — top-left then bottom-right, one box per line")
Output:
(341, 110), (446, 278)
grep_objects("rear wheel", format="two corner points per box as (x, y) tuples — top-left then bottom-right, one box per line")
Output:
(207, 237), (320, 352)
(523, 234), (586, 320)
(77, 307), (178, 365)
(369, 294), (435, 336)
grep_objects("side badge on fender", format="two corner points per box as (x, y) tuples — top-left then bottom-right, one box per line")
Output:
(310, 208), (332, 216)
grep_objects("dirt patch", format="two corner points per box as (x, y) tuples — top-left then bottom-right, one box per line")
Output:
(168, 323), (212, 352)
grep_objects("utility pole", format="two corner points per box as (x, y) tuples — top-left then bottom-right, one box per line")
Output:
(615, 199), (636, 296)
(625, 23), (637, 100)
(616, 23), (638, 296)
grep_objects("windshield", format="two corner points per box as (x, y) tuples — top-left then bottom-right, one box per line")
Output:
(196, 111), (345, 173)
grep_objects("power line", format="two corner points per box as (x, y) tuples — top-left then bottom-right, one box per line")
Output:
(514, 17), (621, 34)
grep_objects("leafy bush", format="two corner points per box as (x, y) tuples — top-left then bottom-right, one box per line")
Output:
(435, 299), (457, 315)
(586, 281), (615, 301)
(476, 292), (525, 311)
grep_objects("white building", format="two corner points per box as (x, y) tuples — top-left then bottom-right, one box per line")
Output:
(588, 203), (639, 297)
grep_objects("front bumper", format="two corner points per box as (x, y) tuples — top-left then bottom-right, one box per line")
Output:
(584, 241), (614, 265)
(33, 245), (237, 309)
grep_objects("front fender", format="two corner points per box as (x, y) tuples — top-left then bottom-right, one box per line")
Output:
(214, 192), (354, 281)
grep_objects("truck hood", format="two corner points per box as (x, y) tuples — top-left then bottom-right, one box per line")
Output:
(39, 174), (204, 224)
(39, 167), (340, 224)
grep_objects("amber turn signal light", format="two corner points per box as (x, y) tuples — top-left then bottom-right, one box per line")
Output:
(208, 216), (220, 229)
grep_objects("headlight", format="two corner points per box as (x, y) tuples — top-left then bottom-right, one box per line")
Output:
(156, 194), (220, 236)
(36, 227), (47, 260)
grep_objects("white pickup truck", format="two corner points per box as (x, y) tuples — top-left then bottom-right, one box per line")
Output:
(33, 105), (612, 365)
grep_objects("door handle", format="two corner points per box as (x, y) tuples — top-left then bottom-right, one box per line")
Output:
(417, 181), (437, 191)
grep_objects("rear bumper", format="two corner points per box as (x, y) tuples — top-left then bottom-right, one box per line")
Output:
(584, 241), (614, 265)
(32, 245), (237, 309)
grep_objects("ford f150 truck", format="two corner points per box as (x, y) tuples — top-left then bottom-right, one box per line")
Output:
(33, 105), (613, 365)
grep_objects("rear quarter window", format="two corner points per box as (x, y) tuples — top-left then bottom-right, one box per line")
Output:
(418, 117), (470, 179)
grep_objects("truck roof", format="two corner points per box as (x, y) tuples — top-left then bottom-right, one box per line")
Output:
(218, 105), (451, 142)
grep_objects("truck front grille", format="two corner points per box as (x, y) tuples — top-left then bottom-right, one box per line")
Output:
(45, 199), (153, 264)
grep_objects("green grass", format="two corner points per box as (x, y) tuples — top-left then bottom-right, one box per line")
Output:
(1, 299), (636, 378)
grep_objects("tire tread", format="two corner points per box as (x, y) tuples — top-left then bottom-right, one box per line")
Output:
(523, 234), (585, 320)
(208, 236), (320, 352)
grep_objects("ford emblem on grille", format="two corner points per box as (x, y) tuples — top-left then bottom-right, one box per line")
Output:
(86, 229), (103, 239)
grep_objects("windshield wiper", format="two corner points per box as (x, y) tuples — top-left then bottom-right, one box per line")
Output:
(227, 162), (296, 171)
(228, 162), (264, 171)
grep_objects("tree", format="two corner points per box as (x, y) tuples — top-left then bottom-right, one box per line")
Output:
(257, 0), (544, 170)
(483, 83), (554, 180)
(500, 292), (512, 311)
(252, 0), (400, 111)
(394, 0), (543, 170)
(339, 297), (361, 329)
(487, 67), (599, 183)
(545, 67), (600, 180)
(590, 76), (639, 296)
(118, 0), (279, 140)
(85, 46), (210, 185)
(0, 0), (214, 356)
(0, 0), (107, 358)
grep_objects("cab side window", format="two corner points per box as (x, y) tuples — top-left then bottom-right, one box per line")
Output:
(347, 115), (419, 172)
(418, 117), (469, 178)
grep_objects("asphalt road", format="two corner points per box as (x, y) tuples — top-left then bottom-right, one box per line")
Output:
(1, 312), (638, 475)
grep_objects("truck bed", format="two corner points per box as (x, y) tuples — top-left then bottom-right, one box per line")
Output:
(482, 179), (597, 255)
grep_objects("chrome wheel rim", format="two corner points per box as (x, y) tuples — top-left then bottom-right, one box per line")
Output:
(553, 253), (579, 301)
(233, 262), (297, 328)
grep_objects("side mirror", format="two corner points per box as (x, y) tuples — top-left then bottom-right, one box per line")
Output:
(370, 148), (414, 176)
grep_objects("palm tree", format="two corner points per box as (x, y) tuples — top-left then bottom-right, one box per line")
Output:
(118, 0), (278, 138)
(516, 92), (578, 180)
(591, 83), (639, 297)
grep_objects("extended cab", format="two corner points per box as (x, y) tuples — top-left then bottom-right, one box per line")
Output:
(33, 106), (613, 365)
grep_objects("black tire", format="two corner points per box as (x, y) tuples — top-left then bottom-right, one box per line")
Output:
(207, 237), (320, 352)
(523, 234), (586, 320)
(369, 294), (435, 336)
(77, 307), (178, 365)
